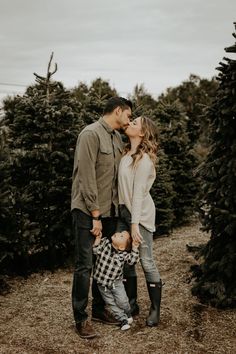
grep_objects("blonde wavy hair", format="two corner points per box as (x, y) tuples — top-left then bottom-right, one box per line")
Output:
(123, 116), (159, 168)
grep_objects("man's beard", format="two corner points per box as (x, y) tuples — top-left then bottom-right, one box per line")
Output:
(120, 125), (129, 133)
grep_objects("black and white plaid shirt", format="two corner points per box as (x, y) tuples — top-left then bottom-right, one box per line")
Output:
(93, 238), (139, 289)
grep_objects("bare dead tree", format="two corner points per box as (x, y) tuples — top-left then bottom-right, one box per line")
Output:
(33, 52), (58, 103)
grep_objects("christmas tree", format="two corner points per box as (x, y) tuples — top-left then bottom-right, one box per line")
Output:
(1, 53), (83, 273)
(155, 100), (198, 226)
(192, 24), (236, 308)
(151, 148), (175, 236)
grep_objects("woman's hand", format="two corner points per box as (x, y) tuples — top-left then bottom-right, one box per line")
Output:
(131, 223), (143, 244)
(132, 239), (140, 249)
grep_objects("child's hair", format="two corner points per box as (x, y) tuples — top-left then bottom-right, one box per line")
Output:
(122, 231), (132, 252)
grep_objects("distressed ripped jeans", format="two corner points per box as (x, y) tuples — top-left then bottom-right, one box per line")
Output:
(117, 204), (160, 283)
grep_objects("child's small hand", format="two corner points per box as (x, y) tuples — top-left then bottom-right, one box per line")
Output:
(93, 232), (102, 246)
(96, 232), (102, 238)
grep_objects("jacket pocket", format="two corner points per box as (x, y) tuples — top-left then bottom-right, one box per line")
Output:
(98, 145), (113, 166)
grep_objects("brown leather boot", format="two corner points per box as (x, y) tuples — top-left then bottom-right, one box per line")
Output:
(92, 309), (119, 325)
(75, 321), (97, 339)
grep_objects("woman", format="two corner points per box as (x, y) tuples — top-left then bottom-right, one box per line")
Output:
(117, 116), (162, 327)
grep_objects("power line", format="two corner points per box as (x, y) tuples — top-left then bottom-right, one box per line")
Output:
(0, 82), (28, 87)
(0, 91), (22, 95)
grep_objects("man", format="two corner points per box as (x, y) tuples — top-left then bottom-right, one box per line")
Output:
(71, 97), (132, 339)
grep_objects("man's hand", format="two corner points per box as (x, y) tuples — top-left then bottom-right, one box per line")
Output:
(90, 220), (102, 237)
(131, 224), (143, 244)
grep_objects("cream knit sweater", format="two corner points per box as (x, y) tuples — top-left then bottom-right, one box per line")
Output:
(118, 153), (156, 232)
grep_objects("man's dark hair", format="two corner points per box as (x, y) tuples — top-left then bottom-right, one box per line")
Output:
(103, 97), (132, 115)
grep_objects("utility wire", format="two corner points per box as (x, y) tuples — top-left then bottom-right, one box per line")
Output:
(0, 91), (22, 95)
(0, 82), (28, 87)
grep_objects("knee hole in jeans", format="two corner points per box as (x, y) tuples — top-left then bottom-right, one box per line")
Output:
(140, 257), (157, 272)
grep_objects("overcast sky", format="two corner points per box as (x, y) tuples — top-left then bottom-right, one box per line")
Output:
(0, 0), (235, 103)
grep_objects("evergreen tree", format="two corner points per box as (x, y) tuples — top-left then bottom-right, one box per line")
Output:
(192, 24), (236, 308)
(72, 78), (117, 125)
(0, 125), (17, 273)
(129, 84), (157, 117)
(1, 54), (83, 273)
(158, 74), (218, 149)
(151, 149), (175, 237)
(155, 100), (198, 226)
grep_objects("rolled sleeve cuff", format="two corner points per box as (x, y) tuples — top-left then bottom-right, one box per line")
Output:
(86, 201), (100, 212)
(93, 245), (99, 254)
(83, 195), (99, 212)
(131, 218), (140, 224)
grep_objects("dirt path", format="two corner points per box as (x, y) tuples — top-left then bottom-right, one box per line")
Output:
(0, 222), (235, 354)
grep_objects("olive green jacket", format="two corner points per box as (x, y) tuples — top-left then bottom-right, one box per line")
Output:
(71, 117), (123, 217)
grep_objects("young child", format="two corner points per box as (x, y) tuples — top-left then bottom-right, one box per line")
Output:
(93, 231), (139, 330)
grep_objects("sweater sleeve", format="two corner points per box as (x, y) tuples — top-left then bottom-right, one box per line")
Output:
(124, 248), (139, 265)
(93, 238), (109, 255)
(131, 155), (153, 224)
(75, 130), (100, 211)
